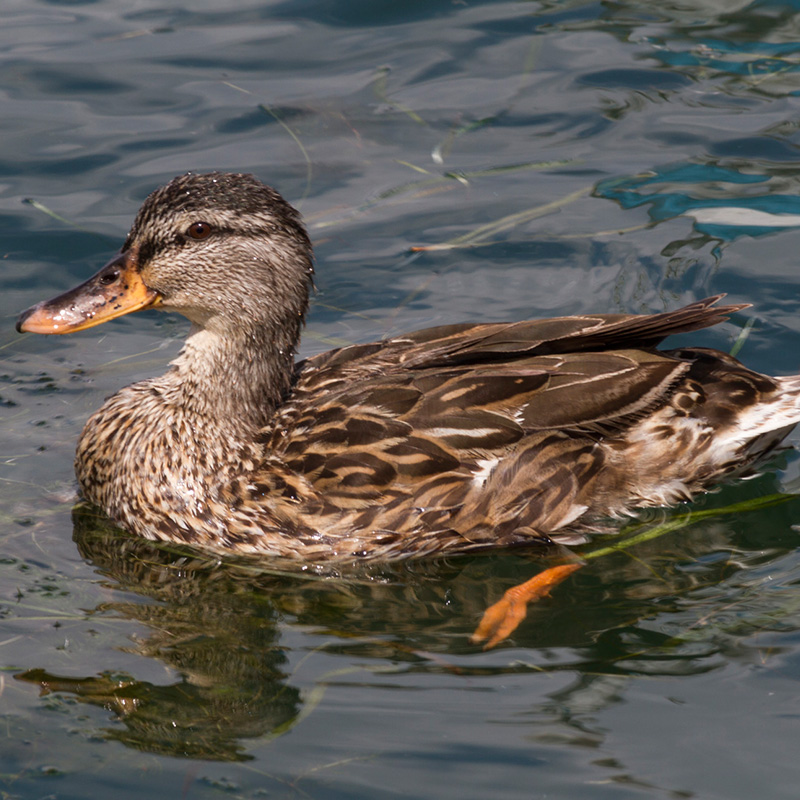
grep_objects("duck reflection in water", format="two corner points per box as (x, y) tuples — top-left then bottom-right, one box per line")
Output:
(15, 487), (796, 761)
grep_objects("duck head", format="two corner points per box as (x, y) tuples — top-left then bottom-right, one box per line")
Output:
(17, 172), (314, 339)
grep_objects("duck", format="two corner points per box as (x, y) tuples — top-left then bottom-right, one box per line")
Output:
(16, 173), (800, 570)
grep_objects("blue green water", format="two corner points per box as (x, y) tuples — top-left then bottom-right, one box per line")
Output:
(3, 0), (800, 797)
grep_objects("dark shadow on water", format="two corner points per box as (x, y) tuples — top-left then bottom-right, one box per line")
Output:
(15, 483), (800, 761)
(17, 507), (305, 762)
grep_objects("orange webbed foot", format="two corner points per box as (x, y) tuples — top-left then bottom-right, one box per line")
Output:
(470, 562), (583, 649)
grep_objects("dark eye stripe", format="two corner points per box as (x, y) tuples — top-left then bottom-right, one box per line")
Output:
(135, 226), (264, 267)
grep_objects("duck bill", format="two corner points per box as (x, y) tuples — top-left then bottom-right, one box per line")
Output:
(16, 252), (162, 335)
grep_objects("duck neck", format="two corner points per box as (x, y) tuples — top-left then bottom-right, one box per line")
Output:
(163, 319), (298, 440)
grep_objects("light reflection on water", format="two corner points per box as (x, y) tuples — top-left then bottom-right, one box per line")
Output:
(3, 0), (800, 798)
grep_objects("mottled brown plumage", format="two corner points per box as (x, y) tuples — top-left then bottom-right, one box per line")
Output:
(17, 172), (800, 562)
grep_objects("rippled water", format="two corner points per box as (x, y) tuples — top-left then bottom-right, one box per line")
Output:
(3, 1), (800, 798)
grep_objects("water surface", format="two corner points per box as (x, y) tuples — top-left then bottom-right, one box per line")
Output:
(3, 1), (800, 798)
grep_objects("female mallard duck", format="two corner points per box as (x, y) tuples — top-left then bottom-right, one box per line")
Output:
(16, 173), (800, 565)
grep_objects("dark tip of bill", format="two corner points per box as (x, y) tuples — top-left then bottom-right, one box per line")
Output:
(16, 306), (34, 333)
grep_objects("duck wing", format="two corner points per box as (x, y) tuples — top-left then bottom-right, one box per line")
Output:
(270, 298), (746, 527)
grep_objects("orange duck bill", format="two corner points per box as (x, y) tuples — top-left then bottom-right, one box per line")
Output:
(16, 251), (161, 335)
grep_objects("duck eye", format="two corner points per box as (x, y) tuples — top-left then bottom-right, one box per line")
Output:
(187, 221), (213, 240)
